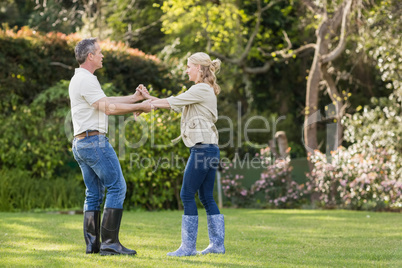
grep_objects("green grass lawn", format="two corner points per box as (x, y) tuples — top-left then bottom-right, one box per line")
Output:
(0, 209), (401, 267)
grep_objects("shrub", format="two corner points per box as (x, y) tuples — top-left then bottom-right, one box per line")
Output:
(0, 80), (85, 212)
(306, 147), (402, 211)
(343, 96), (402, 179)
(250, 147), (305, 208)
(221, 170), (250, 207)
(317, 93), (402, 211)
(0, 26), (174, 112)
(221, 146), (305, 208)
(0, 82), (72, 179)
(0, 168), (83, 212)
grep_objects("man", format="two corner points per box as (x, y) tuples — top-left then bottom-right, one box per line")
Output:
(69, 38), (150, 256)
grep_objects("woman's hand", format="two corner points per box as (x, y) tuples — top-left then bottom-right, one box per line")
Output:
(138, 86), (160, 101)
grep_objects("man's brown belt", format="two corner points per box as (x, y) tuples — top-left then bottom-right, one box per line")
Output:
(74, 131), (105, 140)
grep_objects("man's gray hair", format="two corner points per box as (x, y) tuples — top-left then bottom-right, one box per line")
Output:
(75, 38), (98, 65)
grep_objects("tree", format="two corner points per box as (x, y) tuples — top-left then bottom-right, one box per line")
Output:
(306, 0), (401, 205)
(0, 0), (36, 29)
(302, 0), (353, 156)
(161, 0), (362, 159)
(28, 0), (84, 34)
(105, 0), (165, 54)
(160, 0), (307, 112)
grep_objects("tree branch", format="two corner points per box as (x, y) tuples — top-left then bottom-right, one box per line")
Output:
(300, 0), (325, 14)
(261, 0), (280, 12)
(255, 31), (316, 74)
(124, 19), (161, 40)
(322, 64), (342, 109)
(246, 30), (316, 74)
(208, 0), (282, 65)
(321, 0), (353, 63)
(50, 62), (74, 70)
(244, 61), (274, 74)
(208, 51), (241, 64)
(259, 43), (316, 58)
(245, 43), (315, 74)
(236, 0), (264, 64)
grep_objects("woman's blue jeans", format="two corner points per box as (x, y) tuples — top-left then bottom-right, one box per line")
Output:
(72, 135), (126, 211)
(181, 144), (220, 216)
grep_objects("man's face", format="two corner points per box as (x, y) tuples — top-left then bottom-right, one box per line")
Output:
(90, 42), (104, 70)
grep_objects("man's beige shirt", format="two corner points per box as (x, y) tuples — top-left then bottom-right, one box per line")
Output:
(167, 83), (219, 147)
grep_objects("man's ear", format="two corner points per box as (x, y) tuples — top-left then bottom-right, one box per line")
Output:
(87, 53), (93, 62)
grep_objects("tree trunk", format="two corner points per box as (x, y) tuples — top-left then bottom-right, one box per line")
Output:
(304, 19), (329, 156)
(321, 62), (345, 148)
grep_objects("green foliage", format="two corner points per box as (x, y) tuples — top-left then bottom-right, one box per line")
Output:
(106, 0), (165, 54)
(0, 27), (76, 109)
(0, 27), (174, 109)
(161, 0), (296, 57)
(98, 48), (174, 96)
(161, 0), (244, 55)
(0, 88), (71, 178)
(221, 147), (305, 209)
(0, 80), (84, 211)
(342, 1), (402, 181)
(27, 0), (84, 34)
(359, 0), (401, 99)
(343, 97), (402, 179)
(0, 1), (36, 29)
(307, 0), (402, 211)
(0, 168), (83, 212)
(0, 0), (82, 33)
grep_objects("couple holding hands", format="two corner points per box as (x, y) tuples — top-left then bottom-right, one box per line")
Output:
(69, 38), (225, 257)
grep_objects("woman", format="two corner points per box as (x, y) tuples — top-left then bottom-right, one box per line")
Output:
(138, 52), (225, 257)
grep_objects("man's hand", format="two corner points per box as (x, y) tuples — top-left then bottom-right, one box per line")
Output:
(133, 99), (152, 120)
(137, 85), (155, 100)
(142, 100), (153, 113)
(133, 84), (143, 101)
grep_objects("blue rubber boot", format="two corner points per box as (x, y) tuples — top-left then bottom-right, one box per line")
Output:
(167, 215), (198, 257)
(200, 214), (225, 255)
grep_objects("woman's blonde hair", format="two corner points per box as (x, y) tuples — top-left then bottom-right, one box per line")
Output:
(188, 52), (221, 95)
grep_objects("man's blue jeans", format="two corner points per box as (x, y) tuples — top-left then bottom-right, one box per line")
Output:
(181, 144), (220, 216)
(72, 135), (126, 211)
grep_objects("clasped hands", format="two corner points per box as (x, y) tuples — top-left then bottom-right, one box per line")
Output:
(133, 84), (157, 119)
